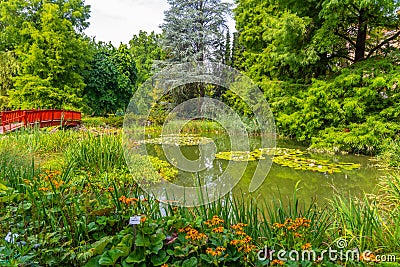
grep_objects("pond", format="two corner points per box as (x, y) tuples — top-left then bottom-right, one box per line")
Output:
(143, 134), (385, 205)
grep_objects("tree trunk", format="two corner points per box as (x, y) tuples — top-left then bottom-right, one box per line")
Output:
(354, 9), (367, 62)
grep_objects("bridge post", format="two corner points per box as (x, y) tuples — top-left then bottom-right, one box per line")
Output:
(24, 111), (27, 127)
(1, 111), (4, 134)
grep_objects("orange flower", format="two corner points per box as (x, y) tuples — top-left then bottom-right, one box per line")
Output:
(273, 223), (285, 229)
(238, 244), (257, 253)
(38, 187), (49, 191)
(205, 215), (224, 227)
(272, 259), (285, 265)
(140, 216), (147, 223)
(185, 227), (207, 241)
(231, 223), (248, 231)
(301, 243), (312, 250)
(51, 179), (64, 189)
(212, 226), (224, 233)
(230, 239), (240, 245)
(118, 195), (138, 205)
(161, 264), (168, 267)
(235, 230), (246, 236)
(216, 246), (226, 252)
(206, 247), (224, 257)
(294, 233), (302, 238)
(241, 236), (252, 244)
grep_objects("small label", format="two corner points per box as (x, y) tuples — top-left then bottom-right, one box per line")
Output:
(129, 216), (141, 225)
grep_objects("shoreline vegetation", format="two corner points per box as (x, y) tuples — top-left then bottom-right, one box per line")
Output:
(0, 123), (399, 266)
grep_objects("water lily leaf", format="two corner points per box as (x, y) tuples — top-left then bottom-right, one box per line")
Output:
(217, 147), (361, 174)
(139, 135), (213, 146)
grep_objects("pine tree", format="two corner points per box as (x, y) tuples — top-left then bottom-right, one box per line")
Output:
(160, 0), (231, 63)
(224, 30), (231, 66)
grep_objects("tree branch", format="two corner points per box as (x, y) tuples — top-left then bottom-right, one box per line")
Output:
(327, 52), (355, 63)
(367, 30), (400, 59)
(334, 30), (357, 48)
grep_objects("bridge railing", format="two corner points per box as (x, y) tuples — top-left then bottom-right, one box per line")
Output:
(1, 109), (81, 133)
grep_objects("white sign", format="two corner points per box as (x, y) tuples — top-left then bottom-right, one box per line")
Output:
(129, 216), (141, 225)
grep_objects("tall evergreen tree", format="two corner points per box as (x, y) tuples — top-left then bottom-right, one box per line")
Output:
(160, 0), (231, 63)
(224, 30), (231, 66)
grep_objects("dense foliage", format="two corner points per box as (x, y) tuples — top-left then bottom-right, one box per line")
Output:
(83, 43), (137, 116)
(233, 0), (400, 154)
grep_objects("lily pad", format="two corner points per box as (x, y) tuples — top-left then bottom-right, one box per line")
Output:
(215, 147), (361, 174)
(139, 134), (213, 146)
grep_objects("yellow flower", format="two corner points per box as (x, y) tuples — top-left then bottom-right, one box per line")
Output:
(241, 236), (252, 244)
(38, 187), (49, 191)
(272, 259), (285, 265)
(235, 230), (246, 236)
(301, 243), (312, 250)
(230, 239), (240, 245)
(184, 227), (207, 241)
(294, 233), (302, 238)
(212, 226), (224, 233)
(118, 195), (137, 205)
(231, 223), (248, 231)
(239, 244), (257, 253)
(206, 247), (224, 257)
(273, 223), (285, 229)
(205, 215), (224, 227)
(215, 246), (226, 252)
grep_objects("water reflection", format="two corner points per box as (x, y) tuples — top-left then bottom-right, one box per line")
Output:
(145, 134), (384, 204)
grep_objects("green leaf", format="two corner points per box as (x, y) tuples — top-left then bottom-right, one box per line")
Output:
(98, 249), (124, 266)
(0, 183), (7, 192)
(150, 250), (169, 266)
(135, 233), (150, 247)
(83, 255), (101, 267)
(115, 234), (133, 257)
(182, 257), (198, 267)
(125, 247), (145, 264)
(200, 254), (212, 264)
(92, 236), (113, 255)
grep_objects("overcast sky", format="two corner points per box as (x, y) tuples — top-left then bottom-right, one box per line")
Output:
(84, 0), (235, 46)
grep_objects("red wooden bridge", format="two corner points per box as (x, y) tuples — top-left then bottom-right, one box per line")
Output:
(0, 109), (81, 134)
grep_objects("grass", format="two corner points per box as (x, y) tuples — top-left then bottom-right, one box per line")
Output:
(0, 128), (399, 266)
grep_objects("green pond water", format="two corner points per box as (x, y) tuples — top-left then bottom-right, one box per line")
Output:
(144, 134), (386, 205)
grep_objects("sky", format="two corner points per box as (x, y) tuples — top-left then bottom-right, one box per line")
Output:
(84, 0), (235, 46)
